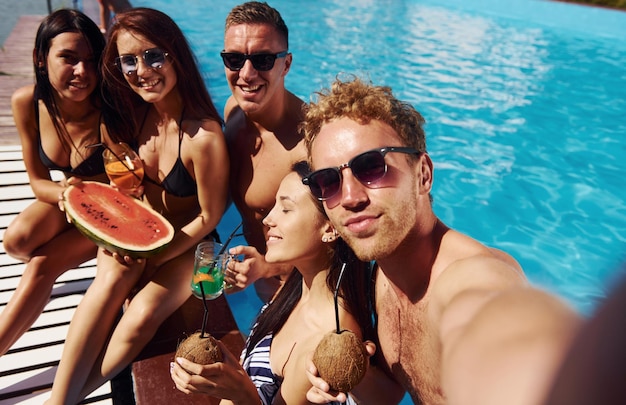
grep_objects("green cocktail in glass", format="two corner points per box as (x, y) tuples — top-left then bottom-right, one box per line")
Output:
(191, 242), (228, 300)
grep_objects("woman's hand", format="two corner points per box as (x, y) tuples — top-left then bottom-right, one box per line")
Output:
(57, 176), (84, 220)
(102, 248), (144, 266)
(170, 341), (259, 403)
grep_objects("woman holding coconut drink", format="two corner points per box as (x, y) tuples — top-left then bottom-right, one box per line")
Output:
(170, 161), (401, 404)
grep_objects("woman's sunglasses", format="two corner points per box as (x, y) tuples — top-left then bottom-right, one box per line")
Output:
(220, 50), (288, 71)
(302, 147), (421, 201)
(115, 48), (168, 75)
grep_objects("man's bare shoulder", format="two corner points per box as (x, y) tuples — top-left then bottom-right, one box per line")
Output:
(438, 229), (524, 280)
(285, 90), (306, 115)
(428, 230), (527, 322)
(223, 107), (249, 149)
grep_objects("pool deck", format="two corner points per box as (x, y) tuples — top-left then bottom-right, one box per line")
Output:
(0, 8), (244, 405)
(0, 15), (40, 147)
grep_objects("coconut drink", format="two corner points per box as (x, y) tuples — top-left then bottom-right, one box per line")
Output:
(312, 329), (367, 392)
(176, 223), (243, 367)
(175, 332), (222, 365)
(311, 263), (368, 392)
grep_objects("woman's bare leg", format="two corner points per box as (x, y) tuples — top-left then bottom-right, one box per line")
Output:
(78, 249), (194, 400)
(3, 201), (69, 262)
(45, 249), (144, 404)
(0, 229), (96, 355)
(0, 202), (96, 355)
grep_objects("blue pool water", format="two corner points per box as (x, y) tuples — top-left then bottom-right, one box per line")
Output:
(127, 0), (625, 396)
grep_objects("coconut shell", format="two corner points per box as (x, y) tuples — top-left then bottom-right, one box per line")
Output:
(175, 332), (223, 365)
(312, 330), (367, 392)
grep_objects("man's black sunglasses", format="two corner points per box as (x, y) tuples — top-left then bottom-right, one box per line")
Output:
(220, 50), (288, 71)
(302, 147), (421, 201)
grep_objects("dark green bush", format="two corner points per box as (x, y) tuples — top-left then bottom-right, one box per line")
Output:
(564, 0), (626, 9)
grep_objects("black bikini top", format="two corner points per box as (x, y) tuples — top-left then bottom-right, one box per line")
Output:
(35, 99), (105, 177)
(142, 109), (197, 198)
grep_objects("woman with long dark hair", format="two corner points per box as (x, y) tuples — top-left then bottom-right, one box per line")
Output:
(170, 161), (381, 404)
(0, 8), (106, 356)
(46, 8), (229, 404)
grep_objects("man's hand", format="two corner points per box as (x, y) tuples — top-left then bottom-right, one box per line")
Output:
(225, 245), (289, 291)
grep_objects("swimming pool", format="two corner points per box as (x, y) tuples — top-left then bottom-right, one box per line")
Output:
(132, 0), (625, 333)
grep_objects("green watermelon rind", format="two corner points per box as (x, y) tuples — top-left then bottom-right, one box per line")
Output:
(63, 181), (175, 259)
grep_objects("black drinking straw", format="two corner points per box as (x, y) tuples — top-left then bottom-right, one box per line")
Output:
(198, 221), (244, 338)
(333, 262), (347, 334)
(86, 142), (142, 182)
(199, 281), (209, 338)
(217, 221), (244, 256)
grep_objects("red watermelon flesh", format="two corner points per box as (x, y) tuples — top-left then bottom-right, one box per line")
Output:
(63, 181), (174, 258)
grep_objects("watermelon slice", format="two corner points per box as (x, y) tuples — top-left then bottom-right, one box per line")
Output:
(63, 181), (174, 258)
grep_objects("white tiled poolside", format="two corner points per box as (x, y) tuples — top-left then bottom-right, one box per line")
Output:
(0, 3), (117, 401)
(0, 145), (113, 404)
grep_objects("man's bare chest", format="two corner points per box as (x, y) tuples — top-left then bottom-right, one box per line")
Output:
(377, 298), (445, 404)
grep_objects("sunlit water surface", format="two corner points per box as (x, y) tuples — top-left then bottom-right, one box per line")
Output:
(131, 0), (626, 331)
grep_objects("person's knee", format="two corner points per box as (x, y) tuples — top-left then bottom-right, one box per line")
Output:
(2, 225), (31, 261)
(12, 256), (61, 295)
(122, 300), (163, 340)
(96, 263), (141, 293)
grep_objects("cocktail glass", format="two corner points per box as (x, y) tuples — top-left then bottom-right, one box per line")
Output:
(191, 241), (228, 301)
(103, 142), (144, 193)
(191, 241), (230, 338)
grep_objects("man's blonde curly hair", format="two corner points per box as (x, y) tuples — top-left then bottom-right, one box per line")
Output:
(303, 75), (427, 159)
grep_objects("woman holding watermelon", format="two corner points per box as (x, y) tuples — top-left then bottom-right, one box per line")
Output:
(46, 8), (230, 404)
(0, 9), (107, 356)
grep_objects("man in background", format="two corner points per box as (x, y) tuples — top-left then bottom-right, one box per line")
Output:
(221, 2), (306, 302)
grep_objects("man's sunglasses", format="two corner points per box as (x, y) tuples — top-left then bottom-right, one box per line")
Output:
(115, 48), (168, 75)
(220, 50), (288, 71)
(302, 147), (421, 201)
